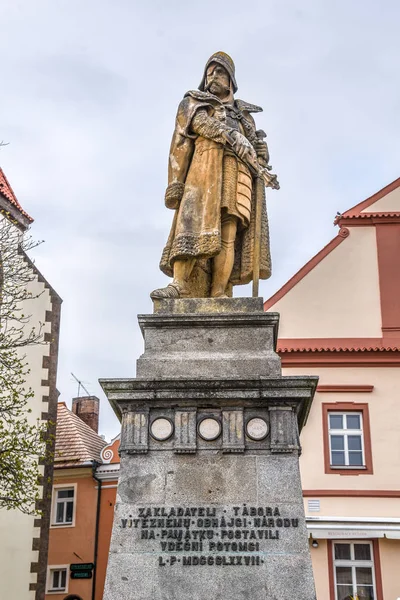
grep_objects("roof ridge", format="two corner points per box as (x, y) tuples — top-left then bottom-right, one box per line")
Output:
(264, 178), (400, 311)
(340, 177), (400, 218)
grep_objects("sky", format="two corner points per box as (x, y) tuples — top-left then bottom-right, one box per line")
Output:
(1, 1), (399, 440)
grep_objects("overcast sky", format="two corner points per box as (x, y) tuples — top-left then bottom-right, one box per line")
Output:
(1, 1), (399, 440)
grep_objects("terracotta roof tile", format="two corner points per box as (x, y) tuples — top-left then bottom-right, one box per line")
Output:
(277, 338), (400, 353)
(345, 212), (400, 218)
(55, 402), (107, 468)
(334, 211), (400, 225)
(0, 168), (33, 222)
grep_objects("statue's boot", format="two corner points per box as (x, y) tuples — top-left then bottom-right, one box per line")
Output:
(150, 282), (182, 299)
(211, 215), (237, 298)
(150, 259), (194, 299)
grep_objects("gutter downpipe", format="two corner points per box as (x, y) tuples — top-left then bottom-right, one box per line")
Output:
(92, 461), (102, 600)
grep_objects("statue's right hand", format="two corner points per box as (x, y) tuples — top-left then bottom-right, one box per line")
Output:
(231, 131), (256, 161)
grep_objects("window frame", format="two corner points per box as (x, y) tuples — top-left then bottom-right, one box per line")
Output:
(322, 403), (373, 475)
(51, 483), (77, 528)
(46, 564), (69, 595)
(333, 541), (376, 599)
(327, 540), (384, 600)
(328, 411), (365, 468)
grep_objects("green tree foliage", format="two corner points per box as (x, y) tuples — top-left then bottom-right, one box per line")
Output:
(0, 215), (47, 514)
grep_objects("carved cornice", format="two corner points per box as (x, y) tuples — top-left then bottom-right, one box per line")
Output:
(100, 376), (318, 433)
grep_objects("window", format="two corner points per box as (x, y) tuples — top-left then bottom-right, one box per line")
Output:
(47, 566), (68, 593)
(333, 542), (376, 600)
(329, 412), (364, 467)
(322, 404), (373, 475)
(52, 485), (76, 526)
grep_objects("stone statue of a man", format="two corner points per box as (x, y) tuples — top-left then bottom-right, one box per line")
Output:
(151, 51), (278, 300)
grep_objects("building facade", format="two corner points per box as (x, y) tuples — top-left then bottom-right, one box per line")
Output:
(46, 179), (400, 599)
(46, 398), (117, 600)
(0, 168), (62, 600)
(264, 178), (400, 599)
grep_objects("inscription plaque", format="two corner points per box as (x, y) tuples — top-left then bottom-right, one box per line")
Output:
(150, 417), (174, 441)
(120, 504), (299, 568)
(246, 418), (269, 441)
(198, 418), (221, 441)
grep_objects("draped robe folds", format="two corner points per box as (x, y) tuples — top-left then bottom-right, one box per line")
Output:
(160, 90), (271, 287)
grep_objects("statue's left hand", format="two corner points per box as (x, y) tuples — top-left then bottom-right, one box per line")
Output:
(254, 139), (270, 163)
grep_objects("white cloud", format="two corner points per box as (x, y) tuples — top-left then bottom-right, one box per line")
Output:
(1, 0), (399, 438)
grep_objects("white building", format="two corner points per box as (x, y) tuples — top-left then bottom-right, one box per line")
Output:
(0, 168), (62, 600)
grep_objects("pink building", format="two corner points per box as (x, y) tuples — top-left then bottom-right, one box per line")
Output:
(46, 178), (400, 600)
(265, 178), (400, 600)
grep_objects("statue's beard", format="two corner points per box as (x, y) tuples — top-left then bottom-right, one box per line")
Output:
(206, 80), (230, 97)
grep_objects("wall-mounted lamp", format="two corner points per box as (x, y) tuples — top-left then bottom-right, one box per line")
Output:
(312, 539), (319, 548)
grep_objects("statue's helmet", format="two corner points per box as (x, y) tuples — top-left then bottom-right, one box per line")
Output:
(199, 51), (238, 93)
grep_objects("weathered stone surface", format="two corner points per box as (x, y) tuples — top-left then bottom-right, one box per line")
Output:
(104, 447), (315, 600)
(100, 377), (317, 438)
(104, 551), (315, 600)
(152, 297), (265, 314)
(110, 502), (309, 556)
(137, 299), (280, 379)
(101, 302), (317, 599)
(257, 455), (304, 503)
(102, 403), (317, 600)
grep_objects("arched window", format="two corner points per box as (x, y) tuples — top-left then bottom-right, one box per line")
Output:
(64, 595), (83, 600)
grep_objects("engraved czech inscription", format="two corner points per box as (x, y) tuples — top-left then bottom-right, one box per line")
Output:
(119, 505), (300, 567)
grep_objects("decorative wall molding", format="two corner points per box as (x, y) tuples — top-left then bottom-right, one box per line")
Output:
(303, 489), (400, 498)
(317, 385), (374, 393)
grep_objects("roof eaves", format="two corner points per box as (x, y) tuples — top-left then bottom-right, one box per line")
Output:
(278, 341), (400, 353)
(340, 178), (400, 218)
(0, 168), (33, 225)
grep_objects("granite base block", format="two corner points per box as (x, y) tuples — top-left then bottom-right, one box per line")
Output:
(136, 298), (281, 379)
(103, 451), (316, 600)
(104, 552), (315, 600)
(101, 299), (317, 599)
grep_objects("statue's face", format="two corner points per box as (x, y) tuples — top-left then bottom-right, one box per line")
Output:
(205, 63), (230, 97)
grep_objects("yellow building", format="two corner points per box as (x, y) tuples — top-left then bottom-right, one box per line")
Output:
(265, 178), (400, 600)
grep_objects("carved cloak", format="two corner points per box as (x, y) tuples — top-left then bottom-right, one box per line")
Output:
(160, 90), (271, 286)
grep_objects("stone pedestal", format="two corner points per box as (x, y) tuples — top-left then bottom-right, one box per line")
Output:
(100, 298), (317, 600)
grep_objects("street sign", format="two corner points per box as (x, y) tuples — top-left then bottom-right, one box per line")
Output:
(71, 571), (93, 580)
(70, 563), (94, 572)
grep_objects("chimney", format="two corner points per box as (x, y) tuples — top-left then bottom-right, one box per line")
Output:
(72, 396), (100, 433)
